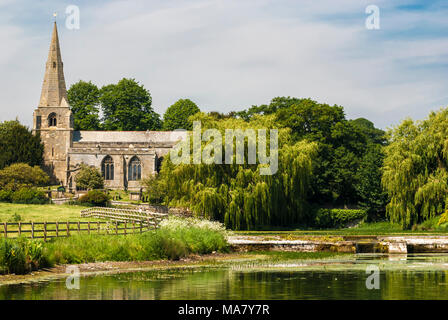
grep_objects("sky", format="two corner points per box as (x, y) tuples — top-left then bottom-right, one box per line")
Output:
(1, 0), (448, 129)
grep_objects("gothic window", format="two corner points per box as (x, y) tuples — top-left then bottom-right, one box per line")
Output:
(48, 113), (57, 127)
(53, 62), (56, 68)
(36, 116), (41, 129)
(156, 156), (164, 173)
(128, 156), (141, 181)
(101, 156), (114, 181)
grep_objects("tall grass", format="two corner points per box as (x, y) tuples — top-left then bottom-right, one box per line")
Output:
(0, 216), (229, 275)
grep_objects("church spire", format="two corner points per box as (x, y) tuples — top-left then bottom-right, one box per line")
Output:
(38, 22), (68, 107)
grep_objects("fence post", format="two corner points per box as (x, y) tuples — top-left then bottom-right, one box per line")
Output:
(43, 222), (47, 242)
(67, 222), (70, 237)
(115, 221), (118, 235)
(77, 222), (80, 234)
(98, 222), (100, 234)
(88, 222), (91, 235)
(124, 222), (127, 236)
(140, 222), (142, 234)
(133, 222), (135, 234)
(18, 222), (21, 237)
(56, 222), (59, 237)
(31, 222), (34, 239)
(3, 223), (7, 239)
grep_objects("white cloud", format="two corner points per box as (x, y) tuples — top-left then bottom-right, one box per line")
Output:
(1, 0), (448, 129)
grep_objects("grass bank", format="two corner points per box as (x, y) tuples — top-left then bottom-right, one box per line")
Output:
(0, 216), (229, 275)
(0, 203), (92, 222)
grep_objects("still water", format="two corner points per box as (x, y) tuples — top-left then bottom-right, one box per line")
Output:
(2, 253), (448, 299)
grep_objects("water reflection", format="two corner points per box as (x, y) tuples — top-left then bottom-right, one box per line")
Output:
(1, 254), (448, 300)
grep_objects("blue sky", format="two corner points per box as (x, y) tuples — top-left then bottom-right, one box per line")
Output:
(1, 0), (448, 129)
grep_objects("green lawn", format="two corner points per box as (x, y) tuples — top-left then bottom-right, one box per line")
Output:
(0, 203), (93, 222)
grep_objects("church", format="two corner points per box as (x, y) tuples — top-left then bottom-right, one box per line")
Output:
(32, 22), (186, 192)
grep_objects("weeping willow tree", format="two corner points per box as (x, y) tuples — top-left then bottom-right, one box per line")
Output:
(153, 113), (317, 230)
(382, 108), (448, 229)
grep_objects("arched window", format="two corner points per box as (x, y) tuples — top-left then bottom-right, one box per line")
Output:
(156, 156), (164, 173)
(128, 156), (141, 181)
(48, 113), (57, 127)
(101, 156), (114, 180)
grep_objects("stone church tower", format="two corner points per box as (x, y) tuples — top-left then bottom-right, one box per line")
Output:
(32, 22), (73, 184)
(32, 22), (187, 191)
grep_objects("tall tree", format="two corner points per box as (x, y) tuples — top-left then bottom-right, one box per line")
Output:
(383, 109), (448, 228)
(0, 120), (44, 170)
(67, 80), (101, 130)
(162, 99), (200, 130)
(237, 97), (386, 209)
(100, 78), (162, 131)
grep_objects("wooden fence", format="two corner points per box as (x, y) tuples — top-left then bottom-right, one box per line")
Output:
(80, 207), (168, 228)
(0, 221), (152, 240)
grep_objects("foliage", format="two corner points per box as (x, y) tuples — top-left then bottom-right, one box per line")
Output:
(10, 188), (48, 204)
(313, 208), (367, 228)
(155, 113), (318, 230)
(162, 99), (200, 130)
(354, 144), (388, 218)
(75, 164), (104, 190)
(382, 109), (448, 228)
(67, 80), (101, 130)
(0, 190), (12, 202)
(78, 190), (110, 206)
(0, 238), (50, 275)
(237, 97), (386, 209)
(42, 219), (228, 266)
(100, 78), (162, 131)
(0, 163), (49, 191)
(0, 120), (44, 170)
(142, 174), (167, 205)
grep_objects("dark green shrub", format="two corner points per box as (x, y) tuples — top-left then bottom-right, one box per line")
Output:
(314, 208), (367, 228)
(11, 188), (48, 204)
(0, 189), (12, 202)
(0, 239), (27, 274)
(79, 190), (110, 206)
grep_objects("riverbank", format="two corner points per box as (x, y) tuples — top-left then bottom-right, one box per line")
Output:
(0, 251), (348, 286)
(229, 234), (448, 253)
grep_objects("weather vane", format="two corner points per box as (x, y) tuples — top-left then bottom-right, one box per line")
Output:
(53, 12), (57, 21)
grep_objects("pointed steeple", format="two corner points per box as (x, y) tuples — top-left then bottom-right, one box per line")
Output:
(39, 22), (68, 107)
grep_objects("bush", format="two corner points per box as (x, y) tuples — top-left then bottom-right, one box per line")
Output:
(75, 164), (104, 190)
(0, 189), (12, 202)
(0, 238), (50, 275)
(313, 208), (367, 229)
(0, 163), (49, 191)
(78, 190), (110, 206)
(10, 188), (48, 204)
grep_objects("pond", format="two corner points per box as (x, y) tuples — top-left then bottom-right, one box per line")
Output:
(2, 253), (448, 300)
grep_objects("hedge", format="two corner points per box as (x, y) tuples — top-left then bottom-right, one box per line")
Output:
(313, 208), (367, 228)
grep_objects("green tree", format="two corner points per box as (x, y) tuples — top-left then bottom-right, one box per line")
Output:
(382, 108), (448, 228)
(0, 120), (44, 170)
(0, 163), (49, 191)
(75, 164), (104, 190)
(237, 98), (386, 210)
(162, 99), (200, 130)
(156, 113), (318, 230)
(67, 80), (101, 130)
(100, 78), (162, 131)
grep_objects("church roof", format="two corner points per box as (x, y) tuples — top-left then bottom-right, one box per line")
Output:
(73, 130), (188, 144)
(38, 22), (68, 107)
